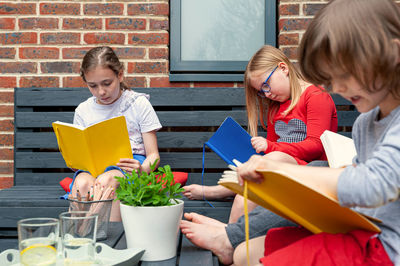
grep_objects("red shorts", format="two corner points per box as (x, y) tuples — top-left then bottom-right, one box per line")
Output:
(260, 226), (392, 266)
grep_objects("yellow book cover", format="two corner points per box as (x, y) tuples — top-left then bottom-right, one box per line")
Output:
(218, 168), (380, 234)
(52, 116), (133, 178)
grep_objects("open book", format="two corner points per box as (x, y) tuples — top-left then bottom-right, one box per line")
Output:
(320, 130), (357, 168)
(52, 116), (133, 177)
(205, 117), (260, 166)
(218, 166), (380, 234)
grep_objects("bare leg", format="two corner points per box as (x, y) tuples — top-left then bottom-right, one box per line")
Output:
(229, 195), (258, 223)
(182, 184), (235, 200)
(228, 151), (298, 223)
(71, 172), (95, 199)
(96, 170), (125, 222)
(180, 213), (234, 265)
(233, 235), (265, 266)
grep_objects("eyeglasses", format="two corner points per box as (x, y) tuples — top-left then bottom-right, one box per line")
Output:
(257, 65), (278, 98)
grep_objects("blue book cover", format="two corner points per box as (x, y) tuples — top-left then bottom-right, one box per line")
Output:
(205, 117), (261, 166)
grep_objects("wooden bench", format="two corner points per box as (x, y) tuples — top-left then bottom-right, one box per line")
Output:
(0, 87), (359, 259)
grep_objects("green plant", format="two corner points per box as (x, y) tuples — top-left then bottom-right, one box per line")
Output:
(114, 161), (184, 207)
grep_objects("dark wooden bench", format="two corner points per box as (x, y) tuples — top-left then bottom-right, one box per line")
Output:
(0, 87), (358, 262)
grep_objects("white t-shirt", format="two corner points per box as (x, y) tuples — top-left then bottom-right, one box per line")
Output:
(73, 90), (162, 155)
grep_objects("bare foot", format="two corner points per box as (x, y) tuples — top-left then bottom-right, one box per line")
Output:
(184, 212), (226, 228)
(182, 184), (236, 200)
(182, 184), (210, 200)
(180, 218), (233, 265)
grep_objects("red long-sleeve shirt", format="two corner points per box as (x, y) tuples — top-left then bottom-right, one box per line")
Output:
(265, 85), (338, 164)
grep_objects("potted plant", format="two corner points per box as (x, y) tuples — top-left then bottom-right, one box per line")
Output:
(114, 161), (185, 261)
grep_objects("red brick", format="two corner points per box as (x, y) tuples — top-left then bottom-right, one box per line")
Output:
(124, 76), (146, 88)
(281, 47), (298, 61)
(40, 3), (80, 15)
(0, 47), (15, 59)
(41, 62), (80, 74)
(0, 32), (37, 45)
(84, 33), (125, 45)
(0, 18), (14, 30)
(20, 76), (59, 88)
(41, 33), (80, 45)
(0, 148), (13, 160)
(0, 77), (16, 88)
(63, 76), (87, 88)
(63, 47), (94, 60)
(128, 3), (169, 16)
(303, 4), (326, 16)
(0, 177), (13, 189)
(0, 163), (13, 175)
(278, 33), (299, 46)
(0, 3), (35, 15)
(0, 119), (13, 131)
(20, 47), (59, 59)
(279, 4), (299, 16)
(149, 19), (168, 31)
(193, 82), (236, 88)
(19, 17), (58, 30)
(128, 62), (167, 74)
(150, 77), (190, 88)
(279, 18), (312, 32)
(0, 135), (13, 146)
(0, 62), (36, 73)
(0, 91), (13, 103)
(149, 48), (168, 59)
(63, 18), (102, 30)
(114, 47), (145, 59)
(0, 106), (13, 117)
(128, 33), (168, 45)
(106, 18), (146, 30)
(84, 3), (124, 15)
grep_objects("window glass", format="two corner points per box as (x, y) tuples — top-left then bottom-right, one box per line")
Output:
(181, 0), (265, 61)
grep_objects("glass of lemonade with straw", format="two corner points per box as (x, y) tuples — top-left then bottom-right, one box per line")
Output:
(17, 217), (59, 266)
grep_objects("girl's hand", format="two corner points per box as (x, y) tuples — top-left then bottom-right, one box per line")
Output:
(117, 158), (141, 173)
(251, 136), (268, 153)
(237, 155), (268, 185)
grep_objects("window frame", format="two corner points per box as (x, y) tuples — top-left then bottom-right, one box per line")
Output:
(169, 0), (277, 82)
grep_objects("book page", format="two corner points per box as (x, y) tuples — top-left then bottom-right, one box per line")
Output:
(320, 130), (356, 168)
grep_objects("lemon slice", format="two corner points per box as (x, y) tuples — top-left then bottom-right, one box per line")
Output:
(20, 244), (57, 266)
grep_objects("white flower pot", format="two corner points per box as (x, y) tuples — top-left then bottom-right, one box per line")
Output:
(120, 199), (184, 261)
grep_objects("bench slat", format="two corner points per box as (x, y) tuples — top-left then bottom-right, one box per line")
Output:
(15, 110), (248, 128)
(179, 236), (215, 266)
(15, 152), (228, 169)
(16, 87), (245, 107)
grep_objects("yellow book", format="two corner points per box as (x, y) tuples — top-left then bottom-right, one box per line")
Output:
(52, 116), (133, 178)
(218, 168), (380, 234)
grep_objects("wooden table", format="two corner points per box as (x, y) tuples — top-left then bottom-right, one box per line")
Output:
(0, 222), (219, 266)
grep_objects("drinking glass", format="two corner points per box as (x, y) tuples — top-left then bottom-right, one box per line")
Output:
(59, 211), (98, 265)
(17, 217), (59, 266)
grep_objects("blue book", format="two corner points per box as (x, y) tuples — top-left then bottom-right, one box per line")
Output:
(205, 117), (261, 166)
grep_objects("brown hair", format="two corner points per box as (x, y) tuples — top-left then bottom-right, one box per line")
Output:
(80, 46), (130, 91)
(245, 45), (305, 136)
(299, 0), (400, 97)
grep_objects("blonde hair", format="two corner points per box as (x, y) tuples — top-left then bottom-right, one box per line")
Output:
(299, 0), (400, 97)
(80, 46), (130, 91)
(245, 45), (305, 137)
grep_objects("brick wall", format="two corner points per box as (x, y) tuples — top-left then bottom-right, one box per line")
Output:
(0, 0), (398, 189)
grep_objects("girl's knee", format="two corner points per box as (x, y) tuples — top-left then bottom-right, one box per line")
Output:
(96, 170), (123, 187)
(265, 151), (296, 164)
(74, 173), (95, 192)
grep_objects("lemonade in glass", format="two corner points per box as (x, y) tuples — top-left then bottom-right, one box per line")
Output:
(17, 218), (59, 266)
